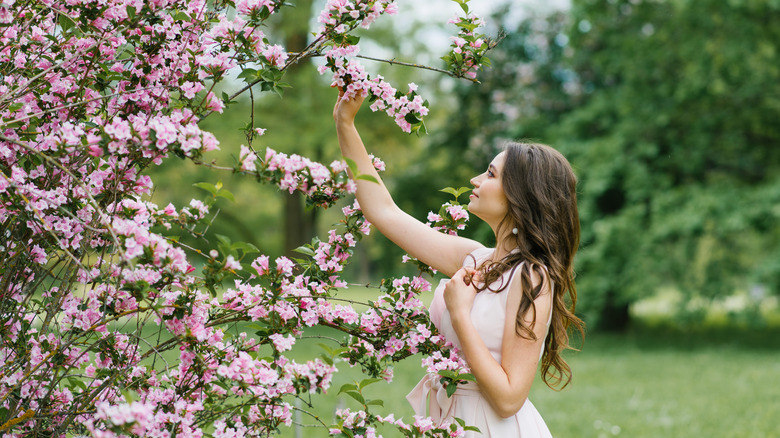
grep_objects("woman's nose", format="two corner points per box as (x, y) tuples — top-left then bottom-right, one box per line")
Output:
(470, 173), (482, 187)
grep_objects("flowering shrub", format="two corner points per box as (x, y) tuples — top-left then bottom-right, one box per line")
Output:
(0, 0), (491, 436)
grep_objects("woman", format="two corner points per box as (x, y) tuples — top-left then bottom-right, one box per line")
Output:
(334, 90), (584, 437)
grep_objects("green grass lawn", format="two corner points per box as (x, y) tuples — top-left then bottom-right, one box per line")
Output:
(276, 285), (780, 437)
(534, 326), (780, 438)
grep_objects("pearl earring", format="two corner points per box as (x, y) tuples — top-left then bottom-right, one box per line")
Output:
(512, 227), (518, 235)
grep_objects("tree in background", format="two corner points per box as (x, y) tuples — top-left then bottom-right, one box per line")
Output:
(0, 0), (492, 436)
(440, 0), (780, 330)
(560, 0), (780, 330)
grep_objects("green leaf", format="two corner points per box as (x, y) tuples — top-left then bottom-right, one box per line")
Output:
(59, 14), (76, 32)
(438, 370), (458, 379)
(404, 112), (422, 124)
(458, 372), (477, 382)
(358, 377), (383, 389)
(355, 174), (378, 183)
(121, 389), (135, 403)
(445, 382), (457, 397)
(338, 383), (358, 394)
(440, 187), (459, 197)
(366, 399), (384, 407)
(344, 157), (358, 176)
(216, 190), (235, 202)
(231, 241), (258, 254)
(344, 390), (366, 405)
(215, 234), (232, 247)
(456, 0), (470, 14)
(65, 377), (87, 391)
(294, 246), (315, 256)
(237, 68), (258, 80)
(193, 182), (217, 196)
(126, 6), (136, 20)
(173, 11), (191, 21)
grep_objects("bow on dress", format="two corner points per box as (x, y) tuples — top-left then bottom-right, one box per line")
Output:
(406, 373), (481, 425)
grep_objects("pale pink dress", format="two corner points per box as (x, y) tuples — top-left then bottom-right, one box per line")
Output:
(407, 248), (553, 437)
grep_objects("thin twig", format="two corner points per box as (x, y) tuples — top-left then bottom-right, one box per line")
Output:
(354, 54), (481, 82)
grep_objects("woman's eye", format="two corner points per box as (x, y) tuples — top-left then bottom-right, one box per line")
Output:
(487, 170), (494, 177)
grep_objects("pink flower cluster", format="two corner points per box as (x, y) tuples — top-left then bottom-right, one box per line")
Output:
(427, 202), (470, 235)
(320, 46), (430, 133)
(317, 0), (399, 34)
(443, 8), (491, 80)
(331, 409), (471, 438)
(251, 147), (358, 207)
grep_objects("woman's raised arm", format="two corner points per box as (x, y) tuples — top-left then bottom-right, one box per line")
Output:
(333, 91), (482, 277)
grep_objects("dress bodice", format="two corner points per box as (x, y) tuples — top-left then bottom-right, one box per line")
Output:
(428, 247), (551, 364)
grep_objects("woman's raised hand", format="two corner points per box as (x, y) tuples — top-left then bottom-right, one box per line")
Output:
(333, 89), (366, 125)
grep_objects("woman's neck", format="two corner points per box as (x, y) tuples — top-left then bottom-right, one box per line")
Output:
(492, 239), (517, 263)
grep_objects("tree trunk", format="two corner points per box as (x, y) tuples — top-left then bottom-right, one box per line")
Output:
(284, 192), (316, 257)
(597, 289), (631, 332)
(280, 0), (318, 258)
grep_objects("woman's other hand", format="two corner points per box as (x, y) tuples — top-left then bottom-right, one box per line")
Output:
(444, 267), (479, 323)
(333, 89), (366, 125)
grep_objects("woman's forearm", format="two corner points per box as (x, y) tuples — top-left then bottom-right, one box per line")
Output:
(449, 312), (533, 418)
(335, 119), (397, 223)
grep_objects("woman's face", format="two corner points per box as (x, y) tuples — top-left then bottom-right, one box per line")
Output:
(468, 152), (509, 228)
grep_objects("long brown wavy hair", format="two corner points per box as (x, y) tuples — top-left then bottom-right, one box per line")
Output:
(472, 141), (584, 389)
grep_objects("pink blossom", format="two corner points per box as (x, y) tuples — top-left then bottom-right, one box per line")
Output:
(262, 44), (288, 68)
(181, 81), (205, 99)
(269, 333), (295, 352)
(204, 91), (225, 113)
(275, 256), (294, 276)
(251, 255), (270, 276)
(239, 145), (258, 171)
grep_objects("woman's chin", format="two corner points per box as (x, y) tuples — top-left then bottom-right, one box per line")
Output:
(466, 202), (481, 218)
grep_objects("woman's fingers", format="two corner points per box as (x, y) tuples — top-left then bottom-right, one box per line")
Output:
(333, 90), (365, 123)
(457, 267), (477, 286)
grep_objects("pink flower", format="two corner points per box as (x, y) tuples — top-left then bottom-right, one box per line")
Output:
(262, 44), (288, 68)
(181, 81), (205, 99)
(239, 145), (258, 172)
(87, 144), (103, 157)
(251, 255), (270, 276)
(225, 255), (241, 271)
(204, 91), (225, 113)
(275, 256), (294, 276)
(269, 333), (295, 352)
